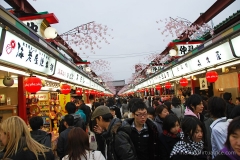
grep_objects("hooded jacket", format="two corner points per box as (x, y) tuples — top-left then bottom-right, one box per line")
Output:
(102, 118), (137, 160)
(58, 113), (86, 134)
(30, 130), (52, 148)
(123, 118), (160, 160)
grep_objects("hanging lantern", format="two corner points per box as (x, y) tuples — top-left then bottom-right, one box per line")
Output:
(60, 84), (71, 94)
(90, 90), (96, 95)
(165, 82), (172, 89)
(155, 84), (161, 90)
(24, 77), (42, 94)
(3, 76), (14, 87)
(76, 88), (82, 95)
(206, 71), (218, 83)
(180, 78), (188, 87)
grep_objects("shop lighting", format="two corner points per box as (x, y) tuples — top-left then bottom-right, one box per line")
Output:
(35, 75), (60, 83)
(0, 66), (29, 76)
(170, 77), (181, 82)
(207, 60), (240, 71)
(184, 70), (206, 78)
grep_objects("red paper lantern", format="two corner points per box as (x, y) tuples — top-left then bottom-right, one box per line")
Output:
(180, 78), (188, 87)
(90, 90), (96, 95)
(165, 82), (172, 89)
(24, 77), (42, 94)
(155, 84), (161, 90)
(206, 71), (218, 83)
(76, 88), (82, 95)
(60, 84), (71, 94)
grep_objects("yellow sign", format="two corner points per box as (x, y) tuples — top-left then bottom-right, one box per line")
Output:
(59, 94), (71, 116)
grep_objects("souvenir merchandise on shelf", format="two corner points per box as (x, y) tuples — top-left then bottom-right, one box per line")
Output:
(26, 92), (63, 133)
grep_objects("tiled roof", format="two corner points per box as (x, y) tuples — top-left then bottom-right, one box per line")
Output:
(201, 10), (240, 39)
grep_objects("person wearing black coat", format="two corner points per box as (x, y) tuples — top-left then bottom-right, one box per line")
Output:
(91, 106), (137, 160)
(123, 98), (160, 160)
(58, 102), (86, 133)
(78, 99), (92, 125)
(29, 116), (52, 148)
(57, 115), (75, 159)
(159, 114), (182, 160)
(0, 116), (54, 160)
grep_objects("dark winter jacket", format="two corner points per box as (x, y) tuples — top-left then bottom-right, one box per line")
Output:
(203, 113), (214, 152)
(30, 130), (52, 148)
(171, 154), (208, 160)
(154, 115), (164, 137)
(80, 103), (91, 125)
(213, 154), (231, 160)
(102, 118), (137, 160)
(123, 118), (160, 160)
(0, 146), (54, 160)
(57, 126), (74, 159)
(159, 133), (181, 160)
(225, 102), (235, 119)
(58, 113), (86, 133)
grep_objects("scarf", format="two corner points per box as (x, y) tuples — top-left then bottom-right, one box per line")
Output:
(221, 146), (240, 160)
(170, 136), (204, 158)
(163, 129), (184, 139)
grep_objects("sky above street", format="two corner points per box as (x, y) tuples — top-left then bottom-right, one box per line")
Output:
(1, 0), (239, 83)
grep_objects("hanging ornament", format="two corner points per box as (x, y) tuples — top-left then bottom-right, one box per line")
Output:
(179, 78), (188, 87)
(206, 71), (218, 83)
(90, 90), (96, 95)
(165, 82), (172, 89)
(76, 88), (82, 95)
(155, 84), (161, 90)
(60, 84), (71, 94)
(24, 77), (42, 94)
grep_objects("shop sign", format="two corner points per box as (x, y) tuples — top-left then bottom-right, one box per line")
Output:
(53, 61), (88, 87)
(231, 35), (240, 57)
(1, 31), (56, 75)
(176, 43), (201, 56)
(22, 19), (44, 37)
(172, 61), (192, 77)
(156, 69), (174, 82)
(189, 42), (234, 72)
(29, 94), (48, 101)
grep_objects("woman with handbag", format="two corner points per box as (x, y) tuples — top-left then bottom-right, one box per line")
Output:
(62, 127), (105, 160)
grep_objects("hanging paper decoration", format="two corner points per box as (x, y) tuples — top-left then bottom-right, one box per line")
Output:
(155, 84), (161, 90)
(24, 77), (42, 94)
(206, 71), (218, 83)
(165, 82), (172, 89)
(76, 88), (82, 95)
(60, 84), (71, 94)
(180, 78), (188, 87)
(90, 90), (96, 95)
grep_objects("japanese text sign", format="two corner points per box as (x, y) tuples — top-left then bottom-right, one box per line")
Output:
(189, 42), (234, 72)
(1, 31), (56, 75)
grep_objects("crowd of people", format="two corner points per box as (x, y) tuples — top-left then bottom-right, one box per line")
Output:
(0, 92), (240, 160)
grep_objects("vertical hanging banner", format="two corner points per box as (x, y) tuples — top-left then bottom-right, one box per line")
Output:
(199, 78), (208, 90)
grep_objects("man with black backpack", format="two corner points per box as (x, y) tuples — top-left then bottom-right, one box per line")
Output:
(58, 102), (86, 133)
(29, 116), (52, 148)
